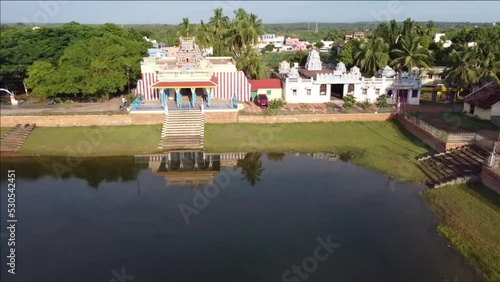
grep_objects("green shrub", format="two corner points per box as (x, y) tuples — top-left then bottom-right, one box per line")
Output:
(357, 100), (372, 109)
(301, 104), (311, 110)
(324, 102), (334, 108)
(376, 94), (389, 108)
(268, 98), (286, 110)
(343, 94), (356, 108)
(263, 107), (279, 116)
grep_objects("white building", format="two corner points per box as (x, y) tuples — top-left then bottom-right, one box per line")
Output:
(279, 49), (422, 105)
(256, 33), (285, 50)
(318, 40), (334, 53)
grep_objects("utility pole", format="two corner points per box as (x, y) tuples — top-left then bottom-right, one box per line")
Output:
(315, 22), (319, 33)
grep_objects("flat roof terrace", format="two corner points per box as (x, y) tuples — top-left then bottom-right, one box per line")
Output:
(298, 67), (335, 79)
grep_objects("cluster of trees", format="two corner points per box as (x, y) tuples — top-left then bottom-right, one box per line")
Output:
(1, 22), (149, 98)
(178, 8), (267, 79)
(336, 19), (500, 91)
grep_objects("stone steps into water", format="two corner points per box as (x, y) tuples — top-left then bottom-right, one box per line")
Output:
(417, 145), (487, 188)
(158, 110), (204, 150)
(0, 123), (36, 152)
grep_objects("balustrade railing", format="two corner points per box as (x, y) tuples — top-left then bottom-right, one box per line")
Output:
(401, 113), (499, 155)
(129, 96), (143, 112)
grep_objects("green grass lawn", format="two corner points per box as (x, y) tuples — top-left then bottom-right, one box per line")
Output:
(205, 121), (428, 183)
(20, 125), (162, 156)
(1, 127), (11, 136)
(423, 183), (500, 282)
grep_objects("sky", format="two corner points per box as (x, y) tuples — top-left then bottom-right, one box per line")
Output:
(1, 1), (500, 25)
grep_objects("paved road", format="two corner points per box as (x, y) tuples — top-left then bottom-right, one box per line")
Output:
(1, 97), (124, 115)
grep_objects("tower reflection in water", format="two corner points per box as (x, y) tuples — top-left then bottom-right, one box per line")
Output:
(135, 152), (247, 188)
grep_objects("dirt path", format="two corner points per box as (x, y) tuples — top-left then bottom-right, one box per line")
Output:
(1, 97), (124, 115)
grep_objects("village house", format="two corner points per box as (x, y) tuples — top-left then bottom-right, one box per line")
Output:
(344, 31), (367, 43)
(419, 66), (461, 103)
(284, 37), (310, 51)
(463, 83), (500, 126)
(279, 49), (422, 105)
(255, 33), (285, 51)
(249, 79), (282, 101)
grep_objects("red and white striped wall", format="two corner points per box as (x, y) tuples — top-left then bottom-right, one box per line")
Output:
(137, 71), (251, 102)
(136, 73), (159, 101)
(212, 71), (251, 101)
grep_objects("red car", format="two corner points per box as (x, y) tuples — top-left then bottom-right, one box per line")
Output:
(254, 94), (268, 107)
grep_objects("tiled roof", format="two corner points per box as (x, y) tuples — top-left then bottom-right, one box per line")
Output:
(463, 83), (500, 109)
(248, 79), (281, 91)
(151, 76), (218, 89)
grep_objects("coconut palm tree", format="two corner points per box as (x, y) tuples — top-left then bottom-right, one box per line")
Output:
(444, 45), (480, 95)
(209, 8), (229, 56)
(425, 21), (436, 37)
(478, 52), (500, 83)
(177, 17), (191, 38)
(236, 47), (266, 79)
(390, 34), (431, 71)
(355, 37), (390, 76)
(195, 20), (213, 49)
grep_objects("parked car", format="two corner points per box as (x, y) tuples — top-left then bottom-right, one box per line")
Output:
(254, 94), (268, 107)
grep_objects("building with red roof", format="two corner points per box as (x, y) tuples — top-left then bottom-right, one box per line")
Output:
(248, 79), (283, 101)
(463, 83), (500, 125)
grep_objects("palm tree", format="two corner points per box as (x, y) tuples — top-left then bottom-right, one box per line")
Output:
(444, 45), (480, 96)
(479, 52), (500, 83)
(425, 21), (436, 37)
(195, 20), (213, 49)
(209, 8), (229, 56)
(177, 17), (191, 38)
(390, 35), (431, 71)
(354, 37), (389, 76)
(236, 47), (266, 79)
(389, 20), (400, 45)
(237, 152), (264, 186)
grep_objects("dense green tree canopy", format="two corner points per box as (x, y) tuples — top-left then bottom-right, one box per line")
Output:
(1, 23), (148, 98)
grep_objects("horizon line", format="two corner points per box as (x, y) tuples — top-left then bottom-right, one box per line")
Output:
(1, 20), (498, 25)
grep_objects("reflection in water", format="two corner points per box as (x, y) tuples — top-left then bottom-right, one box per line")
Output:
(136, 152), (341, 188)
(0, 156), (145, 188)
(0, 153), (481, 282)
(237, 152), (264, 186)
(135, 152), (247, 188)
(266, 152), (286, 162)
(0, 152), (341, 189)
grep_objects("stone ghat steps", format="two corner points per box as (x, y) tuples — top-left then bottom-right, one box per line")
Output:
(418, 145), (488, 188)
(0, 123), (36, 152)
(159, 111), (204, 150)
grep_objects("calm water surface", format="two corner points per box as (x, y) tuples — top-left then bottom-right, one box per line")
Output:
(0, 153), (482, 282)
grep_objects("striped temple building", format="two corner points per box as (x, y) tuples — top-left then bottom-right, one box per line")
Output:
(137, 71), (251, 102)
(136, 36), (251, 103)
